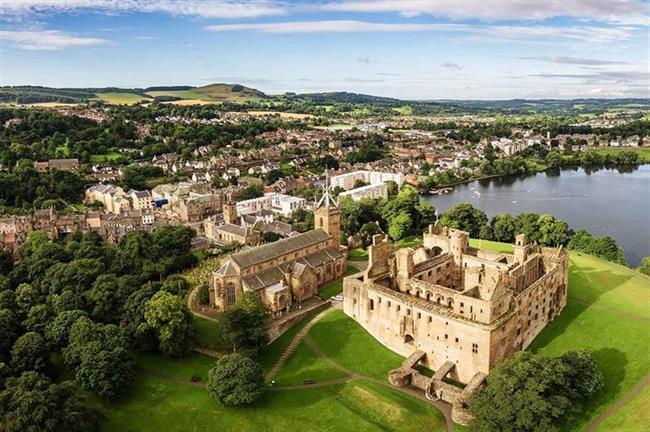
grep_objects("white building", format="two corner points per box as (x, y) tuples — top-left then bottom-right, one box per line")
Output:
(339, 183), (388, 202)
(236, 193), (307, 217)
(330, 170), (404, 191)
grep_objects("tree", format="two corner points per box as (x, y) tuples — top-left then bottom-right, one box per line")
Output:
(22, 303), (52, 333)
(144, 291), (193, 357)
(490, 213), (516, 242)
(469, 351), (603, 432)
(206, 353), (264, 406)
(120, 285), (159, 351)
(45, 309), (88, 349)
(537, 214), (571, 246)
(0, 372), (91, 432)
(63, 318), (135, 399)
(439, 203), (488, 238)
(638, 257), (650, 276)
(0, 309), (18, 362)
(11, 332), (47, 374)
(388, 211), (412, 241)
(219, 291), (269, 357)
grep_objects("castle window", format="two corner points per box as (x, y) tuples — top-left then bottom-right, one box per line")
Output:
(455, 337), (459, 343)
(397, 305), (401, 312)
(388, 301), (391, 308)
(378, 297), (381, 304)
(369, 299), (374, 311)
(406, 308), (411, 316)
(472, 343), (478, 354)
(226, 283), (236, 305)
(444, 334), (448, 339)
(417, 312), (421, 319)
(428, 316), (432, 323)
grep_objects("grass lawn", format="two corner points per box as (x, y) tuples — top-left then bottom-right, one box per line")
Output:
(95, 376), (446, 432)
(192, 315), (226, 351)
(308, 310), (404, 381)
(95, 92), (150, 105)
(594, 147), (650, 163)
(470, 238), (650, 432)
(597, 384), (650, 432)
(136, 351), (216, 382)
(348, 248), (369, 261)
(90, 150), (122, 163)
(258, 309), (321, 373)
(273, 341), (347, 386)
(398, 235), (424, 248)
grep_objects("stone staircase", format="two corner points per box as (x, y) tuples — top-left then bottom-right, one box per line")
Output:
(265, 307), (332, 381)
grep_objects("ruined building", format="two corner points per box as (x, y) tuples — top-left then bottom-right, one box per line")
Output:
(343, 224), (568, 424)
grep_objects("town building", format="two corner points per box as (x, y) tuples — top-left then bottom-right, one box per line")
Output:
(330, 170), (404, 191)
(339, 182), (388, 202)
(236, 192), (308, 217)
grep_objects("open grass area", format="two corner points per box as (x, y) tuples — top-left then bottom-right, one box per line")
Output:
(393, 105), (413, 115)
(470, 238), (650, 432)
(593, 147), (650, 163)
(136, 351), (216, 382)
(308, 310), (404, 381)
(398, 235), (424, 249)
(95, 376), (446, 432)
(273, 341), (347, 386)
(258, 309), (321, 373)
(597, 385), (650, 432)
(90, 149), (122, 163)
(348, 248), (369, 260)
(319, 265), (360, 299)
(192, 315), (226, 350)
(95, 92), (150, 105)
(146, 90), (210, 100)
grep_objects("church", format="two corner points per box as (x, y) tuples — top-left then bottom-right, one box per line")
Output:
(210, 180), (347, 316)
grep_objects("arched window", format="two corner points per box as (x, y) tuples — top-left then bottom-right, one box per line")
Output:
(404, 334), (415, 345)
(226, 283), (236, 305)
(447, 298), (454, 308)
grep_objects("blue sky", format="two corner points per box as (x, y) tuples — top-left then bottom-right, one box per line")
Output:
(0, 1), (648, 100)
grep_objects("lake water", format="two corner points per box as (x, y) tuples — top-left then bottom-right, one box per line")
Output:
(423, 164), (650, 267)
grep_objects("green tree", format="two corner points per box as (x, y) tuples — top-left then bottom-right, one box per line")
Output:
(144, 291), (193, 357)
(0, 309), (18, 362)
(537, 214), (571, 246)
(469, 351), (603, 432)
(206, 353), (265, 406)
(219, 292), (268, 357)
(638, 257), (650, 276)
(490, 214), (516, 243)
(388, 211), (412, 241)
(0, 372), (91, 432)
(11, 332), (48, 374)
(45, 309), (88, 349)
(439, 203), (488, 238)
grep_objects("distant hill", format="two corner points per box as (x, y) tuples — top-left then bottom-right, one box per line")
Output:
(0, 83), (269, 105)
(290, 91), (403, 105)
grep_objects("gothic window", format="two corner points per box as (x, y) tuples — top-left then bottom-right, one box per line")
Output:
(226, 283), (236, 305)
(472, 343), (478, 354)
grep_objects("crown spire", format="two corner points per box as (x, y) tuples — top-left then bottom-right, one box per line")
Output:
(315, 169), (338, 209)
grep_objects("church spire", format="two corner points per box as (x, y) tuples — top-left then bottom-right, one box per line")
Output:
(315, 169), (338, 209)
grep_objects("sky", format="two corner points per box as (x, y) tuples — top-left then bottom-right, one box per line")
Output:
(0, 0), (648, 100)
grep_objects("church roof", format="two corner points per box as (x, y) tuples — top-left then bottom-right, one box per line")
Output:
(215, 259), (238, 277)
(231, 229), (331, 269)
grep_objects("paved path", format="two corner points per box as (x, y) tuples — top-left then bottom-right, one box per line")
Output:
(348, 259), (369, 271)
(186, 284), (220, 322)
(264, 307), (334, 381)
(584, 373), (650, 432)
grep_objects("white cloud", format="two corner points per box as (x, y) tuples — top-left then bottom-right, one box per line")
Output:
(519, 55), (630, 65)
(440, 62), (461, 69)
(205, 20), (637, 43)
(318, 0), (650, 26)
(0, 29), (108, 50)
(0, 0), (285, 19)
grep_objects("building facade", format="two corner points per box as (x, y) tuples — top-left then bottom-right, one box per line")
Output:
(343, 224), (568, 384)
(210, 184), (346, 316)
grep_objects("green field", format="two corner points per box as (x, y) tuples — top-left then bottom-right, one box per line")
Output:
(308, 310), (405, 381)
(598, 385), (650, 432)
(273, 341), (347, 386)
(89, 238), (648, 432)
(146, 90), (211, 100)
(90, 150), (122, 163)
(95, 92), (151, 105)
(393, 105), (413, 115)
(593, 146), (650, 163)
(348, 248), (369, 261)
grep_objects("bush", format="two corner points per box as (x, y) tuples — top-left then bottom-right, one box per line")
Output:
(206, 353), (264, 406)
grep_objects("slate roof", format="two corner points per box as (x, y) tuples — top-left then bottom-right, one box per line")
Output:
(231, 229), (330, 268)
(217, 223), (249, 237)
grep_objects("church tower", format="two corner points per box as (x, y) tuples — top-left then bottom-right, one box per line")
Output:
(223, 199), (239, 225)
(314, 171), (341, 247)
